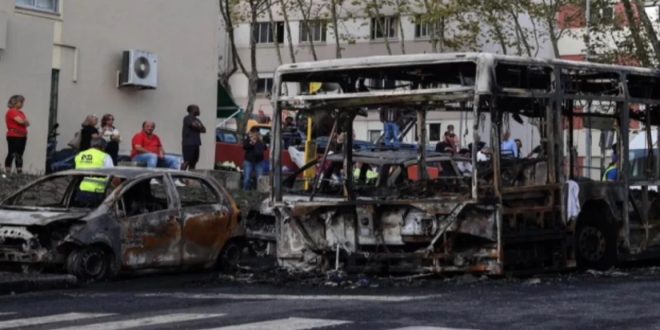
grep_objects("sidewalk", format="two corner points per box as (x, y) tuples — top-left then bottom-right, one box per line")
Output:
(0, 271), (78, 295)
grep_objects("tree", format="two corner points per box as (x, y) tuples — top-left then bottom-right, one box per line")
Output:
(219, 0), (270, 134)
(586, 0), (660, 67)
(411, 0), (480, 53)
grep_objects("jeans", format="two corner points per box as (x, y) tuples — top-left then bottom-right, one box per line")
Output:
(383, 122), (400, 148)
(134, 152), (181, 170)
(243, 160), (265, 190)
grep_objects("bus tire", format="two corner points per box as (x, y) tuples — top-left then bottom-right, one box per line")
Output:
(576, 214), (617, 271)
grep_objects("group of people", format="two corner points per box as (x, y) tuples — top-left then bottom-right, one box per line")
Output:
(3, 95), (207, 175)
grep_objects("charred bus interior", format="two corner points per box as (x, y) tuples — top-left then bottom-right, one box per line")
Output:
(269, 53), (660, 275)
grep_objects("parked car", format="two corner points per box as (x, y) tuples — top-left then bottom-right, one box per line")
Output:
(0, 168), (243, 281)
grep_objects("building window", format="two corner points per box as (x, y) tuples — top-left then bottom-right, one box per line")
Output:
(429, 123), (441, 141)
(15, 0), (58, 13)
(256, 78), (274, 95)
(590, 5), (614, 23)
(414, 17), (435, 39)
(370, 16), (397, 40)
(300, 21), (327, 43)
(254, 22), (284, 44)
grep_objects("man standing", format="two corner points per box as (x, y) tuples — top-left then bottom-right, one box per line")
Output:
(182, 104), (206, 170)
(500, 131), (518, 158)
(435, 132), (457, 153)
(131, 121), (181, 170)
(243, 128), (266, 190)
(74, 137), (113, 205)
(380, 107), (401, 149)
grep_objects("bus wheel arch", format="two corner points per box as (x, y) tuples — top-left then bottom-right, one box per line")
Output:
(575, 200), (619, 271)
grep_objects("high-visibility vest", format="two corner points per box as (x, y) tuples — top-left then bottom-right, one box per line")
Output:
(75, 148), (108, 193)
(602, 165), (617, 181)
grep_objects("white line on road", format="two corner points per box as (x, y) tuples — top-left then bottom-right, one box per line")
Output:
(389, 327), (477, 330)
(0, 312), (113, 329)
(204, 317), (350, 330)
(139, 292), (442, 302)
(51, 313), (225, 330)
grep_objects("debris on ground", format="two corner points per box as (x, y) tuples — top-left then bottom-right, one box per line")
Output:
(586, 269), (630, 278)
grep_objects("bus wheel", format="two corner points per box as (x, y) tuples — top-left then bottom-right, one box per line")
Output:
(576, 217), (617, 270)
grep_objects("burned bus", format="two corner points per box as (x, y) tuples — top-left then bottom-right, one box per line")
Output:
(267, 53), (660, 274)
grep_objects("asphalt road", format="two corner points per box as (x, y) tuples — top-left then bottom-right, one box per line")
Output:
(2, 266), (660, 330)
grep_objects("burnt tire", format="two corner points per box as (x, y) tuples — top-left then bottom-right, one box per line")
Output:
(576, 216), (618, 271)
(66, 246), (114, 282)
(218, 240), (243, 271)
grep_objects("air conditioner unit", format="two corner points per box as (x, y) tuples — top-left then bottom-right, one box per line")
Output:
(119, 50), (158, 89)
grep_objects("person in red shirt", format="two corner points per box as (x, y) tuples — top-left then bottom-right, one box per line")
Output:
(4, 95), (29, 174)
(131, 121), (181, 170)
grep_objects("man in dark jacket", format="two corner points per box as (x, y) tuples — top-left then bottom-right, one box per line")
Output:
(243, 128), (266, 190)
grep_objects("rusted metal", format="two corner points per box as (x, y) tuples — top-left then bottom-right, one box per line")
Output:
(270, 52), (660, 275)
(0, 169), (243, 279)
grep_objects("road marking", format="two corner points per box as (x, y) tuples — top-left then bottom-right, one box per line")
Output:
(389, 327), (477, 330)
(204, 317), (350, 330)
(0, 312), (112, 329)
(51, 313), (225, 330)
(139, 292), (442, 302)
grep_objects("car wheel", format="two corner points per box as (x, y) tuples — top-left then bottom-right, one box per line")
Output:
(218, 240), (243, 271)
(67, 246), (114, 282)
(576, 217), (617, 271)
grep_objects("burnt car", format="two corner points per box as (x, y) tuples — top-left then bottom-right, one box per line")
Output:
(0, 168), (243, 280)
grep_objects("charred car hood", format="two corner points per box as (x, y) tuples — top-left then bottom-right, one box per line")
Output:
(0, 209), (88, 226)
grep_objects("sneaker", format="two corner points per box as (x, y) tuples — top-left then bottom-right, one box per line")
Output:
(150, 178), (160, 185)
(174, 179), (186, 187)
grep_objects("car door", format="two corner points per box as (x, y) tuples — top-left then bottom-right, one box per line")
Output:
(116, 175), (182, 270)
(172, 175), (232, 266)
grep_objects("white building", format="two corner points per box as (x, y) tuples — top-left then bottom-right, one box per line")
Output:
(221, 3), (554, 150)
(0, 0), (219, 172)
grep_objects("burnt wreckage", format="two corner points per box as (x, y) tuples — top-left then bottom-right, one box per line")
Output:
(0, 168), (243, 280)
(267, 53), (660, 274)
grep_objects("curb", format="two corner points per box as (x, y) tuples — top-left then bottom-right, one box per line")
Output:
(0, 272), (79, 295)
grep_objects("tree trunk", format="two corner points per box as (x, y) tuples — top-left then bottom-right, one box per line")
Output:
(370, 0), (393, 55)
(267, 0), (284, 65)
(621, 0), (651, 67)
(633, 0), (660, 66)
(509, 6), (532, 56)
(295, 0), (319, 60)
(330, 0), (342, 58)
(278, 0), (297, 63)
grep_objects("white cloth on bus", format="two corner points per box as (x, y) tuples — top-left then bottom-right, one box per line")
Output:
(288, 146), (306, 168)
(566, 179), (581, 222)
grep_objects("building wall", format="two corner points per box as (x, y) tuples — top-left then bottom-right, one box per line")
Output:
(0, 0), (54, 173)
(0, 0), (219, 172)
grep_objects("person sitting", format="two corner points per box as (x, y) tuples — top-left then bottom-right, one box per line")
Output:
(131, 121), (181, 170)
(500, 131), (518, 158)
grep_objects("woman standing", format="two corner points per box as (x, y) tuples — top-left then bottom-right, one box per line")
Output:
(79, 115), (99, 151)
(100, 114), (120, 165)
(4, 95), (29, 174)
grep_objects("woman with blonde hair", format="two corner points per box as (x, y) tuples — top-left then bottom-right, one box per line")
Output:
(79, 114), (99, 151)
(100, 114), (120, 165)
(4, 95), (29, 174)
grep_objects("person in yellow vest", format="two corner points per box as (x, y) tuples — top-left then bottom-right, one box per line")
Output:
(602, 161), (619, 181)
(75, 137), (114, 205)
